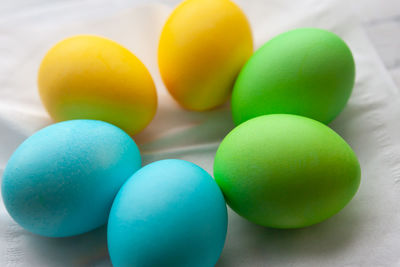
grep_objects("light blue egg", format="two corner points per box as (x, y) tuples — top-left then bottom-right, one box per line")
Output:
(107, 159), (227, 267)
(2, 120), (141, 237)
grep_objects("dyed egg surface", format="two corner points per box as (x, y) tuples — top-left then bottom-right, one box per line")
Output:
(214, 114), (361, 228)
(38, 35), (157, 135)
(2, 120), (141, 237)
(108, 159), (227, 267)
(158, 0), (253, 111)
(232, 28), (355, 125)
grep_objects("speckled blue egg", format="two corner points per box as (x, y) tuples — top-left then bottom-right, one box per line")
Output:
(2, 120), (141, 237)
(107, 159), (228, 267)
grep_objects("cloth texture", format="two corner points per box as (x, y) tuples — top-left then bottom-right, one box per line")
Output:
(1, 0), (400, 266)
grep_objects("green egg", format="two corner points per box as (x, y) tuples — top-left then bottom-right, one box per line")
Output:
(214, 114), (360, 228)
(232, 28), (355, 125)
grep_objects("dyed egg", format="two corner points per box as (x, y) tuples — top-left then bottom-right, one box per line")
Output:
(2, 120), (141, 237)
(232, 28), (355, 125)
(214, 114), (361, 228)
(108, 159), (227, 267)
(158, 0), (253, 111)
(38, 35), (157, 135)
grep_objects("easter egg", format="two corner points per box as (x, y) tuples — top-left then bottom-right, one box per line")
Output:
(214, 114), (361, 228)
(108, 159), (227, 267)
(38, 35), (157, 135)
(232, 28), (355, 125)
(2, 120), (141, 237)
(158, 0), (253, 111)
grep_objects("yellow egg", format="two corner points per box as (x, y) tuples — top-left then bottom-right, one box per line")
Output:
(158, 0), (253, 111)
(38, 35), (157, 135)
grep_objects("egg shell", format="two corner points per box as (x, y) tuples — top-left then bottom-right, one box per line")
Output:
(214, 114), (361, 228)
(158, 0), (253, 111)
(38, 35), (157, 135)
(108, 159), (227, 267)
(232, 28), (355, 125)
(2, 120), (141, 237)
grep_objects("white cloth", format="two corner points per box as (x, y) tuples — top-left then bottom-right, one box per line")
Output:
(1, 0), (400, 266)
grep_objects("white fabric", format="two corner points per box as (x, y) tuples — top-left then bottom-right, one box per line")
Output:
(1, 0), (400, 266)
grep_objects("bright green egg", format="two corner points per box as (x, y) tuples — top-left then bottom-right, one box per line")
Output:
(214, 114), (360, 228)
(232, 28), (355, 125)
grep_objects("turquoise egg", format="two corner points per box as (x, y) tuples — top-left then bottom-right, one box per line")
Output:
(107, 159), (227, 267)
(2, 120), (141, 237)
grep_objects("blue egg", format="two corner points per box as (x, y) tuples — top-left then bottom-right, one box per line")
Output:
(107, 159), (227, 267)
(2, 120), (141, 237)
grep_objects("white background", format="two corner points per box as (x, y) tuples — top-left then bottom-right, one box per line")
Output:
(1, 0), (400, 266)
